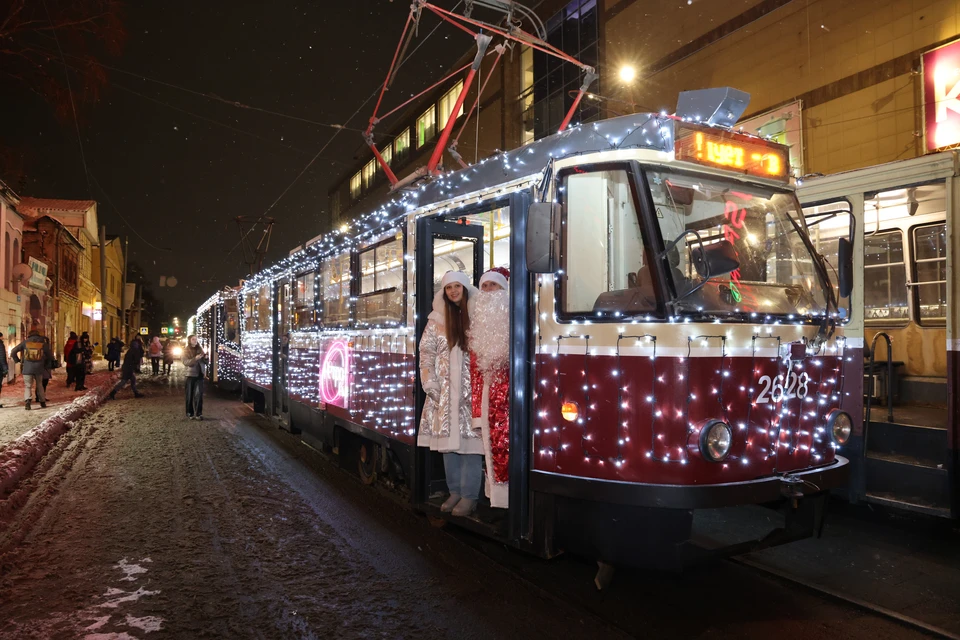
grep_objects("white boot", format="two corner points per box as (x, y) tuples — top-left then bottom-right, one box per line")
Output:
(441, 493), (461, 512)
(452, 498), (476, 517)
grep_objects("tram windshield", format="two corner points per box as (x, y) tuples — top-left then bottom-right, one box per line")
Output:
(647, 169), (829, 318)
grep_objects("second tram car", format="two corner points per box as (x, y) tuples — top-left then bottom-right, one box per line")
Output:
(200, 89), (852, 570)
(799, 151), (958, 518)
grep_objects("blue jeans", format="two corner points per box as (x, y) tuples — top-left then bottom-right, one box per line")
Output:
(185, 376), (204, 416)
(443, 453), (482, 500)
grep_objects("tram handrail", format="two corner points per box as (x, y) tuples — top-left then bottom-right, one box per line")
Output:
(864, 332), (894, 449)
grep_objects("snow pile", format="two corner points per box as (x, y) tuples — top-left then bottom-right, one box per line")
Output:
(0, 382), (113, 498)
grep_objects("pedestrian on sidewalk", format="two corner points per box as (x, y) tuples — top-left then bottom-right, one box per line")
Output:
(109, 340), (145, 400)
(37, 335), (53, 403)
(148, 336), (163, 375)
(162, 338), (175, 375)
(131, 335), (144, 373)
(0, 334), (8, 408)
(106, 337), (122, 371)
(63, 331), (78, 387)
(11, 327), (52, 410)
(182, 335), (207, 420)
(70, 332), (92, 392)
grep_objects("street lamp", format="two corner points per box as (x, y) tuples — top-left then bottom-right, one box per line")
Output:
(619, 65), (637, 84)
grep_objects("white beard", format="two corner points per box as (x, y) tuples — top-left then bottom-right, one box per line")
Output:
(470, 289), (510, 373)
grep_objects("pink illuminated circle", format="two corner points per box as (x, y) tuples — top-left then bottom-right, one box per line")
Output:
(320, 340), (350, 405)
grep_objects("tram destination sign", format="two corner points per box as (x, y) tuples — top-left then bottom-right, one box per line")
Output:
(674, 124), (790, 182)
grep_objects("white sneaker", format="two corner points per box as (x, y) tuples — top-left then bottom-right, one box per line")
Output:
(440, 493), (461, 512)
(451, 498), (476, 517)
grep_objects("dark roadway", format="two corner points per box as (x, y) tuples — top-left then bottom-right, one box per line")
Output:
(0, 372), (940, 639)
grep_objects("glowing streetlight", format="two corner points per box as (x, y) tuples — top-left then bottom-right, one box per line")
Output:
(619, 65), (637, 83)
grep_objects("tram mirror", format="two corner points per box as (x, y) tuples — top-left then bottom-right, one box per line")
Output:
(692, 239), (739, 279)
(837, 237), (853, 298)
(527, 202), (562, 273)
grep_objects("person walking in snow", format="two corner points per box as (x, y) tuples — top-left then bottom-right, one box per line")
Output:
(162, 338), (175, 375)
(109, 339), (145, 400)
(0, 335), (8, 408)
(63, 331), (78, 386)
(148, 336), (163, 375)
(37, 335), (53, 403)
(11, 327), (52, 410)
(106, 337), (122, 371)
(182, 335), (207, 420)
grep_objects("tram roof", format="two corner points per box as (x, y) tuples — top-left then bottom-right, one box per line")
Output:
(240, 113), (682, 290)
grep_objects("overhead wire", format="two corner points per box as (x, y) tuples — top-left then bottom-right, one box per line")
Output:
(226, 0), (466, 257)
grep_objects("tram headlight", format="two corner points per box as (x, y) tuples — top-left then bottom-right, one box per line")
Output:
(698, 420), (733, 462)
(172, 345), (183, 357)
(826, 410), (852, 445)
(560, 401), (580, 422)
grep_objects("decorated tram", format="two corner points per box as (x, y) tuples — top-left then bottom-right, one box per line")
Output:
(196, 88), (853, 571)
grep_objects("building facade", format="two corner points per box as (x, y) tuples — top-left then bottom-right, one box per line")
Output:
(0, 180), (25, 355)
(21, 215), (83, 359)
(93, 236), (125, 342)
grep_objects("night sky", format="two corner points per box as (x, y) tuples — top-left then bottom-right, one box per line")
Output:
(3, 1), (468, 319)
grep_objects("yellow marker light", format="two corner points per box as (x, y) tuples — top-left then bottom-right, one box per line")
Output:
(560, 401), (580, 422)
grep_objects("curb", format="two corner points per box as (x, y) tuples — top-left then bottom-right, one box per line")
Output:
(0, 378), (116, 499)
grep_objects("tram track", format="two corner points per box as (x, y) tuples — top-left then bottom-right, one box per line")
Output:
(731, 556), (960, 640)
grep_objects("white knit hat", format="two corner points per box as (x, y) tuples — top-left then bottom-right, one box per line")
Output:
(478, 269), (509, 291)
(440, 270), (471, 289)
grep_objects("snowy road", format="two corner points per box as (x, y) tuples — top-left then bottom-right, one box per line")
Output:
(0, 372), (935, 639)
(0, 372), (620, 639)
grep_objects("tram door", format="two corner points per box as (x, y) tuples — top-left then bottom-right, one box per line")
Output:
(273, 279), (293, 429)
(414, 216), (484, 506)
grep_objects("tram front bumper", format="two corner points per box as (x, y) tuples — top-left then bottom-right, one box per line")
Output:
(530, 455), (849, 510)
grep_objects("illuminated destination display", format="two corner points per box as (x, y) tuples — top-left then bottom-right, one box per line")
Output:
(674, 124), (790, 181)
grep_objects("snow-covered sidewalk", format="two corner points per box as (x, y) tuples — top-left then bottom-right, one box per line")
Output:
(0, 360), (114, 448)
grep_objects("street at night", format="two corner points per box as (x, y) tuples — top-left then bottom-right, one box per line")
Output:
(3, 0), (960, 638)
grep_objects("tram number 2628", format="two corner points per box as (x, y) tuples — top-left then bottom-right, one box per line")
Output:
(755, 372), (811, 404)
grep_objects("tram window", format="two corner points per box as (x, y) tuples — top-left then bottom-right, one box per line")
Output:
(802, 201), (852, 320)
(912, 224), (947, 322)
(460, 206), (511, 270)
(647, 169), (829, 318)
(225, 297), (239, 343)
(863, 231), (908, 322)
(293, 272), (316, 329)
(321, 252), (352, 327)
(356, 233), (404, 325)
(561, 168), (655, 315)
(257, 285), (271, 331)
(244, 294), (255, 332)
(432, 237), (477, 297)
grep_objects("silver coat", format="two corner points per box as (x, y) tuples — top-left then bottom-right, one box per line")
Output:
(418, 318), (482, 454)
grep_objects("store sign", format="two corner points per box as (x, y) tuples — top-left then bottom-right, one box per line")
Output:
(923, 39), (960, 151)
(28, 258), (48, 290)
(319, 340), (351, 407)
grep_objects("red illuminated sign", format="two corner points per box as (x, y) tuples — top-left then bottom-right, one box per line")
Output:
(319, 340), (351, 407)
(923, 39), (960, 151)
(674, 124), (790, 181)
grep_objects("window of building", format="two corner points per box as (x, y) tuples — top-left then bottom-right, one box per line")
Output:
(561, 168), (655, 316)
(417, 106), (436, 148)
(330, 191), (341, 219)
(321, 252), (352, 326)
(350, 172), (362, 200)
(381, 143), (393, 167)
(533, 0), (599, 139)
(356, 233), (404, 325)
(293, 271), (316, 329)
(394, 129), (410, 163)
(4, 232), (9, 291)
(913, 223), (946, 322)
(362, 159), (377, 190)
(438, 80), (465, 130)
(864, 231), (907, 322)
(520, 47), (535, 145)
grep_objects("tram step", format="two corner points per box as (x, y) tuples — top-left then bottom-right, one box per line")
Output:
(865, 421), (948, 466)
(863, 492), (952, 518)
(864, 452), (950, 510)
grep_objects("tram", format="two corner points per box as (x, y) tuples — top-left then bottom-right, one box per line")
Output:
(195, 286), (243, 392)
(798, 152), (957, 518)
(199, 88), (852, 570)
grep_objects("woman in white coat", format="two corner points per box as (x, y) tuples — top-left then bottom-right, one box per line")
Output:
(419, 270), (483, 516)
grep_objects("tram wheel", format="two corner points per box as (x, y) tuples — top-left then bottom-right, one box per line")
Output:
(358, 442), (379, 485)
